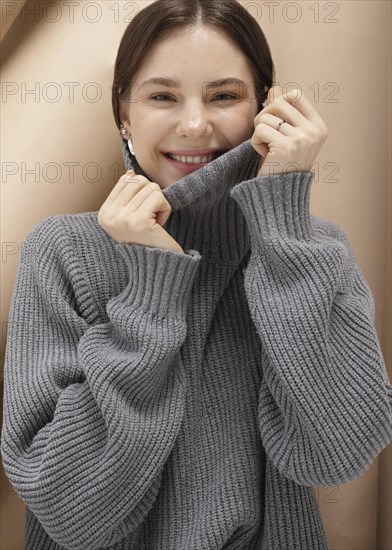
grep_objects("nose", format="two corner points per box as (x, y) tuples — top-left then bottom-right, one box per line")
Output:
(175, 99), (213, 139)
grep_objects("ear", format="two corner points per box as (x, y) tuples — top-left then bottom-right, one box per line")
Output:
(118, 99), (131, 130)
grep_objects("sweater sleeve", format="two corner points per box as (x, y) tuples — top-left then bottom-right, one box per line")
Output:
(0, 217), (201, 550)
(229, 171), (392, 487)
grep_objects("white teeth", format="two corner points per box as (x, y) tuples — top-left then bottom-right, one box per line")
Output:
(168, 153), (216, 164)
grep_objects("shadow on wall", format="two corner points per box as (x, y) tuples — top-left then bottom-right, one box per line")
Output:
(1, 1), (55, 64)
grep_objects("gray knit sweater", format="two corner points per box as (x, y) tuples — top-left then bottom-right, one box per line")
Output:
(2, 135), (392, 550)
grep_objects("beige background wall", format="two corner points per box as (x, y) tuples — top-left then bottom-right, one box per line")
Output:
(1, 1), (391, 548)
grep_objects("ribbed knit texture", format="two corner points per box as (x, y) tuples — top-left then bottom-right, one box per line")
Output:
(1, 136), (391, 550)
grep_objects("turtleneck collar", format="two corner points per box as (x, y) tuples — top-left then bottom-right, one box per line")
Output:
(119, 135), (261, 265)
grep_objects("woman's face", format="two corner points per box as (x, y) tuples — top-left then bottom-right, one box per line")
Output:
(120, 25), (260, 188)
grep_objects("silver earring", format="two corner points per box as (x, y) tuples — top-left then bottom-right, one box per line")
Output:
(127, 137), (135, 155)
(120, 125), (127, 136)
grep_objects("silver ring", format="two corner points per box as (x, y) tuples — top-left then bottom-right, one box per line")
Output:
(277, 119), (288, 131)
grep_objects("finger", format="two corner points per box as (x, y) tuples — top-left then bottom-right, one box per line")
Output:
(273, 120), (295, 137)
(255, 97), (307, 128)
(254, 140), (269, 159)
(137, 189), (171, 222)
(267, 85), (283, 105)
(256, 113), (297, 135)
(252, 122), (287, 149)
(112, 178), (155, 208)
(103, 170), (140, 206)
(282, 88), (324, 125)
(121, 182), (161, 211)
(155, 201), (172, 227)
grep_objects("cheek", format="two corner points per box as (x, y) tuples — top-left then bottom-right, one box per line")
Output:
(228, 101), (257, 122)
(225, 109), (256, 136)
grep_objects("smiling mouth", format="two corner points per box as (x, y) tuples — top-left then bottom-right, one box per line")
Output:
(163, 151), (225, 164)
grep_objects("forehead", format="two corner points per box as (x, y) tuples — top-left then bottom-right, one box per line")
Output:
(134, 25), (254, 81)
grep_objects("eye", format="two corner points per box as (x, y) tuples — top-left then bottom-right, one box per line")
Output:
(212, 93), (238, 101)
(149, 93), (238, 102)
(150, 94), (174, 101)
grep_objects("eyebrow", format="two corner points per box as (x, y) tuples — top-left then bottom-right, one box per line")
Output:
(139, 77), (248, 90)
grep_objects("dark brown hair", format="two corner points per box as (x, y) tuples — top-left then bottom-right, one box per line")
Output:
(112, 0), (275, 132)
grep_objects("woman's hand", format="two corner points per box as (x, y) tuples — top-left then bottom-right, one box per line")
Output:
(98, 170), (184, 254)
(252, 85), (328, 177)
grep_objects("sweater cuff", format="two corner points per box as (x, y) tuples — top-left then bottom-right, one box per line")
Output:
(229, 171), (315, 245)
(115, 242), (202, 319)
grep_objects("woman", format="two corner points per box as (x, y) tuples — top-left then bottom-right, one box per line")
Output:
(2, 1), (391, 549)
